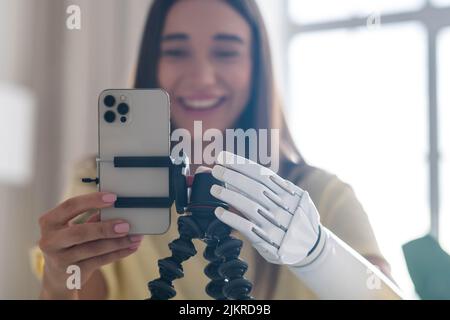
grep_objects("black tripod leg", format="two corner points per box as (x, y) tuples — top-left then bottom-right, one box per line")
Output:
(148, 215), (202, 300)
(216, 236), (253, 300)
(203, 239), (227, 300)
(203, 219), (254, 300)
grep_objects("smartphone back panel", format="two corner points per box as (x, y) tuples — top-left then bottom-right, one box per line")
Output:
(98, 89), (171, 234)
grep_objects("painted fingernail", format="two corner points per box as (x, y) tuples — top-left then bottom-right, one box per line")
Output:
(212, 165), (225, 179)
(129, 242), (141, 250)
(114, 222), (130, 234)
(129, 235), (143, 242)
(210, 185), (222, 197)
(102, 193), (117, 203)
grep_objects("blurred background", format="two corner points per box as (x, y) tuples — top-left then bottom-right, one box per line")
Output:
(0, 0), (449, 299)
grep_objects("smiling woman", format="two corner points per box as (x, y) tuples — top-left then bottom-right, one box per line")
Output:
(157, 0), (252, 134)
(35, 0), (396, 300)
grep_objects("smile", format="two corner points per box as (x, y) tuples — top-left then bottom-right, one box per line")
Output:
(178, 96), (227, 111)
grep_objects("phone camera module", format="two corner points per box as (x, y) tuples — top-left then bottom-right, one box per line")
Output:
(117, 103), (129, 115)
(104, 95), (116, 107)
(120, 116), (127, 123)
(104, 111), (116, 123)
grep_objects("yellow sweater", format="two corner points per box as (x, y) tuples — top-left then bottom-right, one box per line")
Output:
(34, 157), (385, 299)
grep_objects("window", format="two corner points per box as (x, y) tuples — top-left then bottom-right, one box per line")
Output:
(0, 85), (35, 185)
(289, 0), (425, 24)
(438, 28), (450, 252)
(285, 1), (450, 297)
(289, 24), (428, 294)
(433, 0), (450, 7)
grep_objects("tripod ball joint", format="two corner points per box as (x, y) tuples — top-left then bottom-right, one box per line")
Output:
(148, 171), (254, 300)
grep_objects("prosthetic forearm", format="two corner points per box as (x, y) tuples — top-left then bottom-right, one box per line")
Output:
(289, 226), (403, 299)
(209, 151), (404, 300)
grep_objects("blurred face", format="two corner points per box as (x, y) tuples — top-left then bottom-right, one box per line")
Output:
(158, 0), (252, 134)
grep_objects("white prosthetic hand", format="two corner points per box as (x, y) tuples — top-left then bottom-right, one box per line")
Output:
(209, 151), (404, 299)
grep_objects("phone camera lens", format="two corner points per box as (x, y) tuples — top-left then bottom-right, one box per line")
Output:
(117, 103), (129, 115)
(104, 95), (116, 107)
(104, 111), (116, 123)
(120, 116), (127, 123)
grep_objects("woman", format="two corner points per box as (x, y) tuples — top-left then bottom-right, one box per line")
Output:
(37, 0), (397, 299)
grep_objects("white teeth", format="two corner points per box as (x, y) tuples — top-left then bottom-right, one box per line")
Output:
(182, 98), (222, 109)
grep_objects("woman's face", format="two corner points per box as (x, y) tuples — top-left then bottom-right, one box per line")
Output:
(158, 0), (252, 134)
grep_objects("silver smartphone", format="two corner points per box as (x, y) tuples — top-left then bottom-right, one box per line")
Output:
(98, 89), (171, 234)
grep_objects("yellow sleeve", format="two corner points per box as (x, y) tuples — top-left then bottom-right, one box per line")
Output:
(297, 167), (384, 260)
(30, 246), (45, 281)
(100, 262), (120, 300)
(316, 174), (384, 258)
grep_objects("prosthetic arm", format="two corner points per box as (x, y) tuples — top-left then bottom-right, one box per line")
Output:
(209, 151), (404, 299)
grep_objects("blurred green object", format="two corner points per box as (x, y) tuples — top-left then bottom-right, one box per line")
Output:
(403, 235), (450, 299)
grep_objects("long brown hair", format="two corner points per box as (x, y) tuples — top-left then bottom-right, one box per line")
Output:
(134, 0), (307, 298)
(134, 0), (305, 176)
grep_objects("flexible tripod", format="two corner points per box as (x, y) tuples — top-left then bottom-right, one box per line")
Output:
(148, 171), (254, 300)
(83, 154), (254, 300)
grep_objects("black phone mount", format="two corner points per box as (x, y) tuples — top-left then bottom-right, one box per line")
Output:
(82, 154), (253, 300)
(82, 155), (189, 213)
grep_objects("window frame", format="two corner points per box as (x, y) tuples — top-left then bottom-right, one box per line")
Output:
(282, 1), (450, 239)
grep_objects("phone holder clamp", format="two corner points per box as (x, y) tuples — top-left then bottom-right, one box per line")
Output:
(82, 155), (189, 213)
